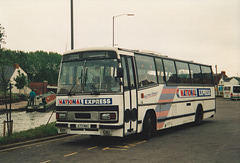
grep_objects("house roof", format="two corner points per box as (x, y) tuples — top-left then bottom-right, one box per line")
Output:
(0, 66), (16, 80)
(223, 77), (240, 82)
(234, 77), (240, 82)
(223, 78), (232, 82)
(214, 72), (228, 84)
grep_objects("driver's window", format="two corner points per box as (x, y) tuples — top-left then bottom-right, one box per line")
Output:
(121, 56), (129, 90)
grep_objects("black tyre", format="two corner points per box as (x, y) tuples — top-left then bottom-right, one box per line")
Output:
(142, 112), (155, 140)
(195, 106), (203, 125)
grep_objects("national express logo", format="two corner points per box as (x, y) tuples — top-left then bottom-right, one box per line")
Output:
(58, 98), (112, 105)
(176, 88), (211, 98)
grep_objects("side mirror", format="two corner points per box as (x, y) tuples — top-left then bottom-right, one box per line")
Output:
(117, 68), (123, 78)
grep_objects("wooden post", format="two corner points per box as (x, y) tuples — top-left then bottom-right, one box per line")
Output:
(3, 120), (6, 137)
(3, 120), (13, 137)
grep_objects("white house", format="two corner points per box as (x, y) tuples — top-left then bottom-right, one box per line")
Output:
(223, 78), (240, 86)
(1, 63), (31, 94)
(216, 70), (240, 97)
(218, 77), (240, 86)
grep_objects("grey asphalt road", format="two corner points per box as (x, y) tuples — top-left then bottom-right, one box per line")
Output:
(0, 97), (239, 163)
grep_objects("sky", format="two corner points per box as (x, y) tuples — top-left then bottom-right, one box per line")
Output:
(0, 0), (240, 77)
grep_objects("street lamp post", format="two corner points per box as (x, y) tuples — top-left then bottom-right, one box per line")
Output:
(113, 14), (134, 47)
(70, 0), (74, 50)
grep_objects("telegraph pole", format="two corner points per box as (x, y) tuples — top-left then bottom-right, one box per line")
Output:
(215, 65), (218, 96)
(71, 0), (74, 50)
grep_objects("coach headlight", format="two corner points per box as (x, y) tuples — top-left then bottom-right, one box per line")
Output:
(100, 113), (116, 120)
(56, 112), (66, 120)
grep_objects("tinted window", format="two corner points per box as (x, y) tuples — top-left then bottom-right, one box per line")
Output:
(224, 87), (231, 91)
(176, 61), (191, 84)
(163, 59), (177, 84)
(155, 58), (164, 84)
(63, 51), (117, 62)
(233, 86), (240, 93)
(189, 64), (202, 84)
(135, 55), (157, 87)
(201, 66), (214, 84)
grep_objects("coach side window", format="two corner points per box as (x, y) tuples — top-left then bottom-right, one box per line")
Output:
(175, 61), (191, 84)
(135, 55), (157, 88)
(155, 58), (164, 84)
(189, 64), (203, 84)
(163, 59), (178, 84)
(201, 66), (214, 85)
(121, 57), (129, 90)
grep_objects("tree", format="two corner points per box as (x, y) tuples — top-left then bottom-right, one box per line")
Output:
(0, 24), (6, 49)
(0, 49), (62, 84)
(0, 59), (10, 94)
(14, 70), (27, 94)
(0, 56), (12, 136)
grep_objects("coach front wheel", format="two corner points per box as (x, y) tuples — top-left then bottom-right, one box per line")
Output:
(142, 112), (155, 140)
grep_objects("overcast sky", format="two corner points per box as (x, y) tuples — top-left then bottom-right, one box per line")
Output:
(0, 0), (239, 77)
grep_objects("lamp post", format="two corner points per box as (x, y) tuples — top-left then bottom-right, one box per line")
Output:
(113, 14), (134, 47)
(70, 0), (74, 50)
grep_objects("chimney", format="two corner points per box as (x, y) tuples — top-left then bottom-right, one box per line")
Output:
(13, 63), (20, 69)
(221, 71), (226, 77)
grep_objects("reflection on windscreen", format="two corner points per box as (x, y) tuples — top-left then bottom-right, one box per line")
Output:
(58, 59), (120, 94)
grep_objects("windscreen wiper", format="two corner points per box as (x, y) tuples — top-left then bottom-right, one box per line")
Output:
(90, 84), (100, 95)
(68, 76), (82, 96)
(84, 71), (100, 95)
(68, 83), (77, 96)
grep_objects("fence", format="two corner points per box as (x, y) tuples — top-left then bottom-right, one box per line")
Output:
(0, 94), (27, 105)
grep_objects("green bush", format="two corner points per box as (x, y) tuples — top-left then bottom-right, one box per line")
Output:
(0, 122), (58, 145)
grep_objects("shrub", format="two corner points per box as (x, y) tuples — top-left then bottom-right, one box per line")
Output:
(0, 122), (58, 145)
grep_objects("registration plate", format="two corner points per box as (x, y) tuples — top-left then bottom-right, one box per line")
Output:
(103, 129), (111, 136)
(60, 128), (67, 133)
(77, 124), (90, 128)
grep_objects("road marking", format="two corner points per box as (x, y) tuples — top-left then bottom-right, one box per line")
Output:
(64, 152), (77, 157)
(135, 140), (147, 144)
(100, 140), (147, 151)
(102, 147), (110, 150)
(115, 145), (131, 149)
(102, 147), (127, 151)
(126, 140), (147, 146)
(88, 146), (98, 150)
(40, 160), (51, 163)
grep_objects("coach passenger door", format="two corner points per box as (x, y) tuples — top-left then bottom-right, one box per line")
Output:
(121, 56), (138, 135)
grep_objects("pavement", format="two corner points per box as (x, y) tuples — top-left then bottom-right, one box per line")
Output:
(0, 101), (27, 114)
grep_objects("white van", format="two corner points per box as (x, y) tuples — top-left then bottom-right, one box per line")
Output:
(223, 86), (231, 99)
(231, 86), (240, 100)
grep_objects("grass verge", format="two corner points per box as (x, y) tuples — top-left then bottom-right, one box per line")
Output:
(0, 122), (58, 146)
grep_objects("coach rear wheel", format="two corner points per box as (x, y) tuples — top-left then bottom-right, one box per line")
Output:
(195, 106), (203, 125)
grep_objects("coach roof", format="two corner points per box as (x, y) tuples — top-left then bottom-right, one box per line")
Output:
(62, 47), (212, 67)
